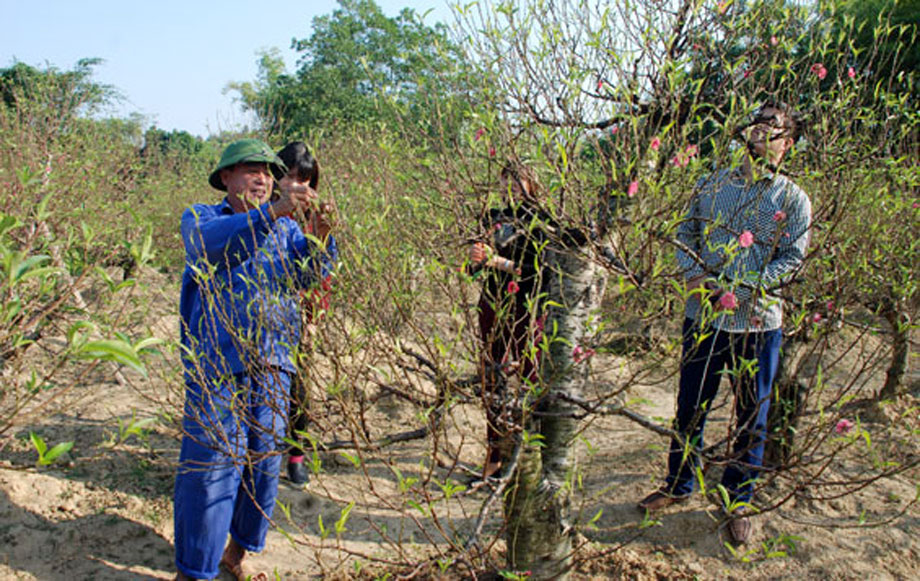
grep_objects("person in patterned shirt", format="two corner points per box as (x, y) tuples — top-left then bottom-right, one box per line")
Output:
(637, 102), (811, 545)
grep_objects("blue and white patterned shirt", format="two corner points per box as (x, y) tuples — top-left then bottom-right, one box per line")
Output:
(676, 167), (811, 333)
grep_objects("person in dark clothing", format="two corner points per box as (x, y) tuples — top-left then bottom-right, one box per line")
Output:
(468, 163), (551, 479)
(275, 141), (336, 486)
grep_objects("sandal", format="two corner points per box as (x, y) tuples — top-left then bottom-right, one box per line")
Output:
(220, 557), (269, 581)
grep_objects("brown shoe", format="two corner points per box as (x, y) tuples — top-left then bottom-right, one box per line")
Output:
(727, 509), (753, 544)
(637, 489), (690, 512)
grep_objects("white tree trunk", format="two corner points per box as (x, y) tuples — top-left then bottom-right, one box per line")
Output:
(505, 242), (606, 580)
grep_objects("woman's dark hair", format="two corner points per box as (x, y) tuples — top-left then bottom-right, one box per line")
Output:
(277, 141), (319, 189)
(500, 161), (541, 200)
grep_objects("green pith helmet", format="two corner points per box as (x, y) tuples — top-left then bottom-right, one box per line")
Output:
(208, 139), (288, 191)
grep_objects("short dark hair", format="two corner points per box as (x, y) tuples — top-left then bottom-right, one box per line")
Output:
(757, 100), (805, 142)
(277, 141), (319, 189)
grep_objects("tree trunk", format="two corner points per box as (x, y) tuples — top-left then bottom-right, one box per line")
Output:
(878, 306), (910, 401)
(505, 243), (606, 580)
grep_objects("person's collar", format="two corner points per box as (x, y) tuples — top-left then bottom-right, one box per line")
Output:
(218, 197), (235, 214)
(738, 156), (782, 184)
(754, 165), (779, 182)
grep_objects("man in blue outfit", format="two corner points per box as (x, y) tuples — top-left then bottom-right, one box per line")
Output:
(174, 139), (337, 580)
(637, 102), (811, 544)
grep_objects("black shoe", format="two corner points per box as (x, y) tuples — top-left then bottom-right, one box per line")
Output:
(287, 460), (309, 485)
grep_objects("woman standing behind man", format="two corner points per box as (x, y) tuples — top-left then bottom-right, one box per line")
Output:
(276, 141), (336, 485)
(468, 162), (551, 480)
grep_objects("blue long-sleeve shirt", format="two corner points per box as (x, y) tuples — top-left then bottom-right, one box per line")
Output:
(179, 198), (337, 378)
(676, 168), (811, 332)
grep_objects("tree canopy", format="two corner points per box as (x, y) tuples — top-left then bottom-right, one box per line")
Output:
(0, 58), (120, 137)
(229, 0), (470, 139)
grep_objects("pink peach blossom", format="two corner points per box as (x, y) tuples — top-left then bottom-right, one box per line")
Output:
(670, 144), (698, 168)
(773, 210), (787, 221)
(847, 67), (856, 79)
(835, 418), (854, 434)
(507, 280), (520, 294)
(573, 345), (597, 363)
(475, 128), (485, 141)
(627, 181), (639, 197)
(719, 292), (738, 310)
(489, 147), (496, 157)
(811, 63), (827, 80)
(650, 137), (661, 151)
(738, 230), (754, 248)
(770, 36), (779, 46)
(812, 313), (822, 323)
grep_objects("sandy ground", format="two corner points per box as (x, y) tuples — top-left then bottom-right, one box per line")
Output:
(1, 269), (918, 580)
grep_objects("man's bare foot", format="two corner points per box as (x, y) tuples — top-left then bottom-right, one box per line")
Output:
(219, 538), (268, 581)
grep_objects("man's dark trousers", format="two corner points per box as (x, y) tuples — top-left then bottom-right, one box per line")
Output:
(665, 317), (782, 503)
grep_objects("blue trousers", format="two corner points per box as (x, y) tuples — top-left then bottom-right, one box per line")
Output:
(665, 318), (781, 503)
(174, 368), (290, 580)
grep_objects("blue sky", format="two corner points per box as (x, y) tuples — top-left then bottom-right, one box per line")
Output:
(3, 0), (454, 137)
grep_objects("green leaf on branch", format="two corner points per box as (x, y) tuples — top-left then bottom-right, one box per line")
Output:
(74, 339), (146, 375)
(334, 501), (354, 537)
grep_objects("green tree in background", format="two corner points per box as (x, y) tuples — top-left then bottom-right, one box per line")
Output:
(228, 0), (470, 139)
(141, 127), (206, 158)
(0, 58), (119, 136)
